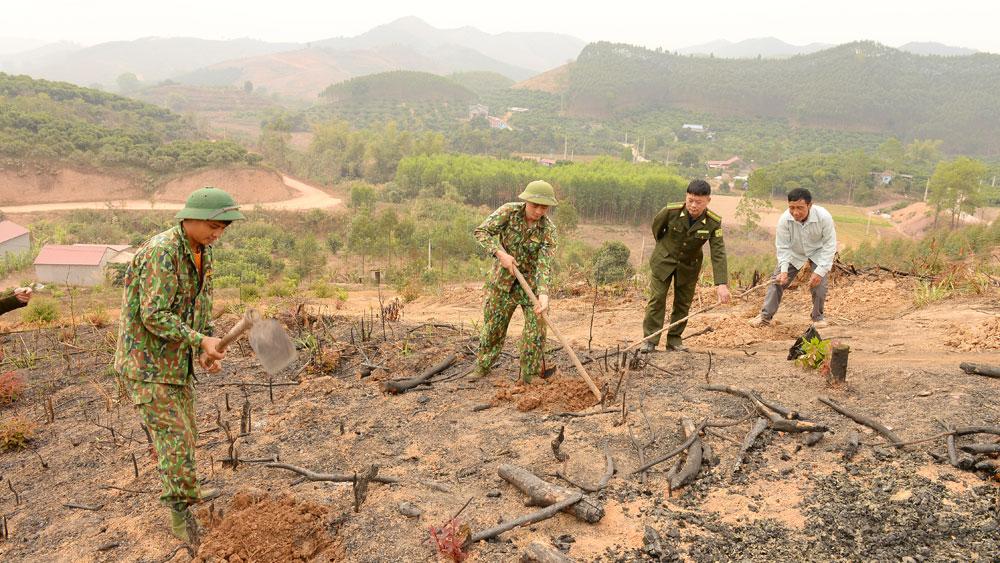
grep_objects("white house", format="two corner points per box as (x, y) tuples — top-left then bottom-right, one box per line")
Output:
(0, 220), (31, 258)
(34, 245), (115, 287)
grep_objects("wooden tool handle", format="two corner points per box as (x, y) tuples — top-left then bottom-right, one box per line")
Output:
(218, 311), (253, 351)
(510, 265), (602, 401)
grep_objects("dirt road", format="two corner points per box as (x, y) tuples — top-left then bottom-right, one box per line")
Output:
(0, 174), (341, 214)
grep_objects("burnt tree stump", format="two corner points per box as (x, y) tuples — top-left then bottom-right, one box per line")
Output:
(828, 344), (850, 384)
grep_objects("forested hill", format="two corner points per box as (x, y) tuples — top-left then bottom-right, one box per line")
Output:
(320, 71), (478, 104)
(559, 41), (1000, 155)
(0, 73), (251, 172)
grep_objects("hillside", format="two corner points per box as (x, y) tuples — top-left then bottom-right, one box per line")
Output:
(320, 71), (477, 104)
(676, 37), (832, 58)
(532, 41), (1000, 155)
(447, 71), (515, 95)
(0, 73), (253, 173)
(176, 43), (529, 99)
(314, 16), (584, 74)
(0, 37), (299, 90)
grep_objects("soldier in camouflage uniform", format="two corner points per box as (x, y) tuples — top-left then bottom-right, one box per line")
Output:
(641, 180), (730, 352)
(0, 286), (32, 316)
(114, 187), (244, 542)
(473, 180), (558, 382)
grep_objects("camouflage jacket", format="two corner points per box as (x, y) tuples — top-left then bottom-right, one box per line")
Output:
(474, 202), (558, 294)
(650, 203), (728, 285)
(0, 289), (27, 317)
(114, 225), (214, 385)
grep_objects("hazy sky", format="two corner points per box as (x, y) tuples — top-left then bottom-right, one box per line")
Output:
(5, 0), (999, 53)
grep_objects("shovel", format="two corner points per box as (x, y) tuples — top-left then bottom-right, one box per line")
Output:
(510, 264), (602, 401)
(218, 308), (298, 375)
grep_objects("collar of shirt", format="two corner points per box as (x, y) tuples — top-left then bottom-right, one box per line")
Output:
(517, 204), (545, 234)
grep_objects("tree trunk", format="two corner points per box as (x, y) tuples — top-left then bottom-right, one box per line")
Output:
(828, 344), (850, 384)
(498, 464), (604, 523)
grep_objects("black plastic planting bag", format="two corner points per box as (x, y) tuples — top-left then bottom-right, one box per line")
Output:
(788, 326), (822, 361)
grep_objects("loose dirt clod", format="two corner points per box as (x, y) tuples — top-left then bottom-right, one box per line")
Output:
(194, 492), (337, 562)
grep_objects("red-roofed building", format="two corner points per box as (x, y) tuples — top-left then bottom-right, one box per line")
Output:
(34, 245), (115, 286)
(706, 156), (742, 170)
(0, 220), (30, 258)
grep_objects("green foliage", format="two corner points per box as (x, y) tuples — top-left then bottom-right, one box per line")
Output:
(349, 181), (378, 210)
(928, 157), (988, 228)
(321, 71), (477, 104)
(116, 72), (142, 94)
(447, 71), (515, 96)
(841, 218), (1000, 275)
(749, 150), (886, 204)
(394, 154), (686, 223)
(0, 249), (37, 279)
(564, 41), (1000, 154)
(0, 73), (249, 172)
(554, 201), (579, 235)
(291, 235), (325, 278)
(22, 298), (59, 324)
(592, 241), (635, 284)
(795, 337), (831, 370)
(735, 190), (771, 235)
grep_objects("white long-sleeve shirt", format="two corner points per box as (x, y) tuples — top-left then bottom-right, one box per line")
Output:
(775, 204), (837, 277)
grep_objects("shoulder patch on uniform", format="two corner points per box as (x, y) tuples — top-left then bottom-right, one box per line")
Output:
(666, 202), (684, 210)
(706, 210), (722, 222)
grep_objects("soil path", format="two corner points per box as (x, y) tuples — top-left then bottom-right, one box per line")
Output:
(0, 174), (341, 214)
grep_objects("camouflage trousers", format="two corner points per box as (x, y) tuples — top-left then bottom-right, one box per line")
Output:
(477, 281), (546, 382)
(123, 377), (201, 511)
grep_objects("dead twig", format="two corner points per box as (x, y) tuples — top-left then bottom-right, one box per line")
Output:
(551, 426), (569, 462)
(464, 493), (583, 547)
(817, 396), (901, 446)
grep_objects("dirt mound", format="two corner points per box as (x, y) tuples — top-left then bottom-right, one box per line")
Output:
(944, 317), (1000, 351)
(687, 315), (802, 348)
(0, 164), (140, 205)
(821, 278), (912, 320)
(493, 372), (604, 412)
(892, 201), (936, 237)
(194, 492), (336, 562)
(158, 167), (293, 204)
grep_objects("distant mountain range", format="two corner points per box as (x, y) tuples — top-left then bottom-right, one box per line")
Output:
(0, 18), (585, 98)
(674, 37), (980, 58)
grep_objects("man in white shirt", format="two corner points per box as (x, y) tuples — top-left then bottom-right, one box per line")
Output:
(750, 188), (837, 328)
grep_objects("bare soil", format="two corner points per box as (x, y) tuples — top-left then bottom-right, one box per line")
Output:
(156, 168), (293, 204)
(0, 269), (998, 562)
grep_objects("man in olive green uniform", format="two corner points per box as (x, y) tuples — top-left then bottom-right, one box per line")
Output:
(642, 180), (730, 352)
(114, 187), (244, 542)
(473, 180), (558, 382)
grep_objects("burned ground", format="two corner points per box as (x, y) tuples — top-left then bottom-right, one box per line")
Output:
(0, 270), (998, 562)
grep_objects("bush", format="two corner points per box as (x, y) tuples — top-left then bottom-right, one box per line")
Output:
(312, 280), (332, 298)
(0, 371), (26, 406)
(22, 298), (59, 324)
(240, 285), (260, 302)
(0, 415), (36, 451)
(85, 304), (110, 328)
(592, 241), (635, 284)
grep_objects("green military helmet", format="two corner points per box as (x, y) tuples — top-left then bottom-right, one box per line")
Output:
(518, 180), (558, 207)
(175, 187), (246, 221)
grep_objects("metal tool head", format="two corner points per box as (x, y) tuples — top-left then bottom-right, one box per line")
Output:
(247, 317), (298, 375)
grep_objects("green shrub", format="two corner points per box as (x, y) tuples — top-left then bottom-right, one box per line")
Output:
(22, 298), (59, 324)
(592, 241), (635, 284)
